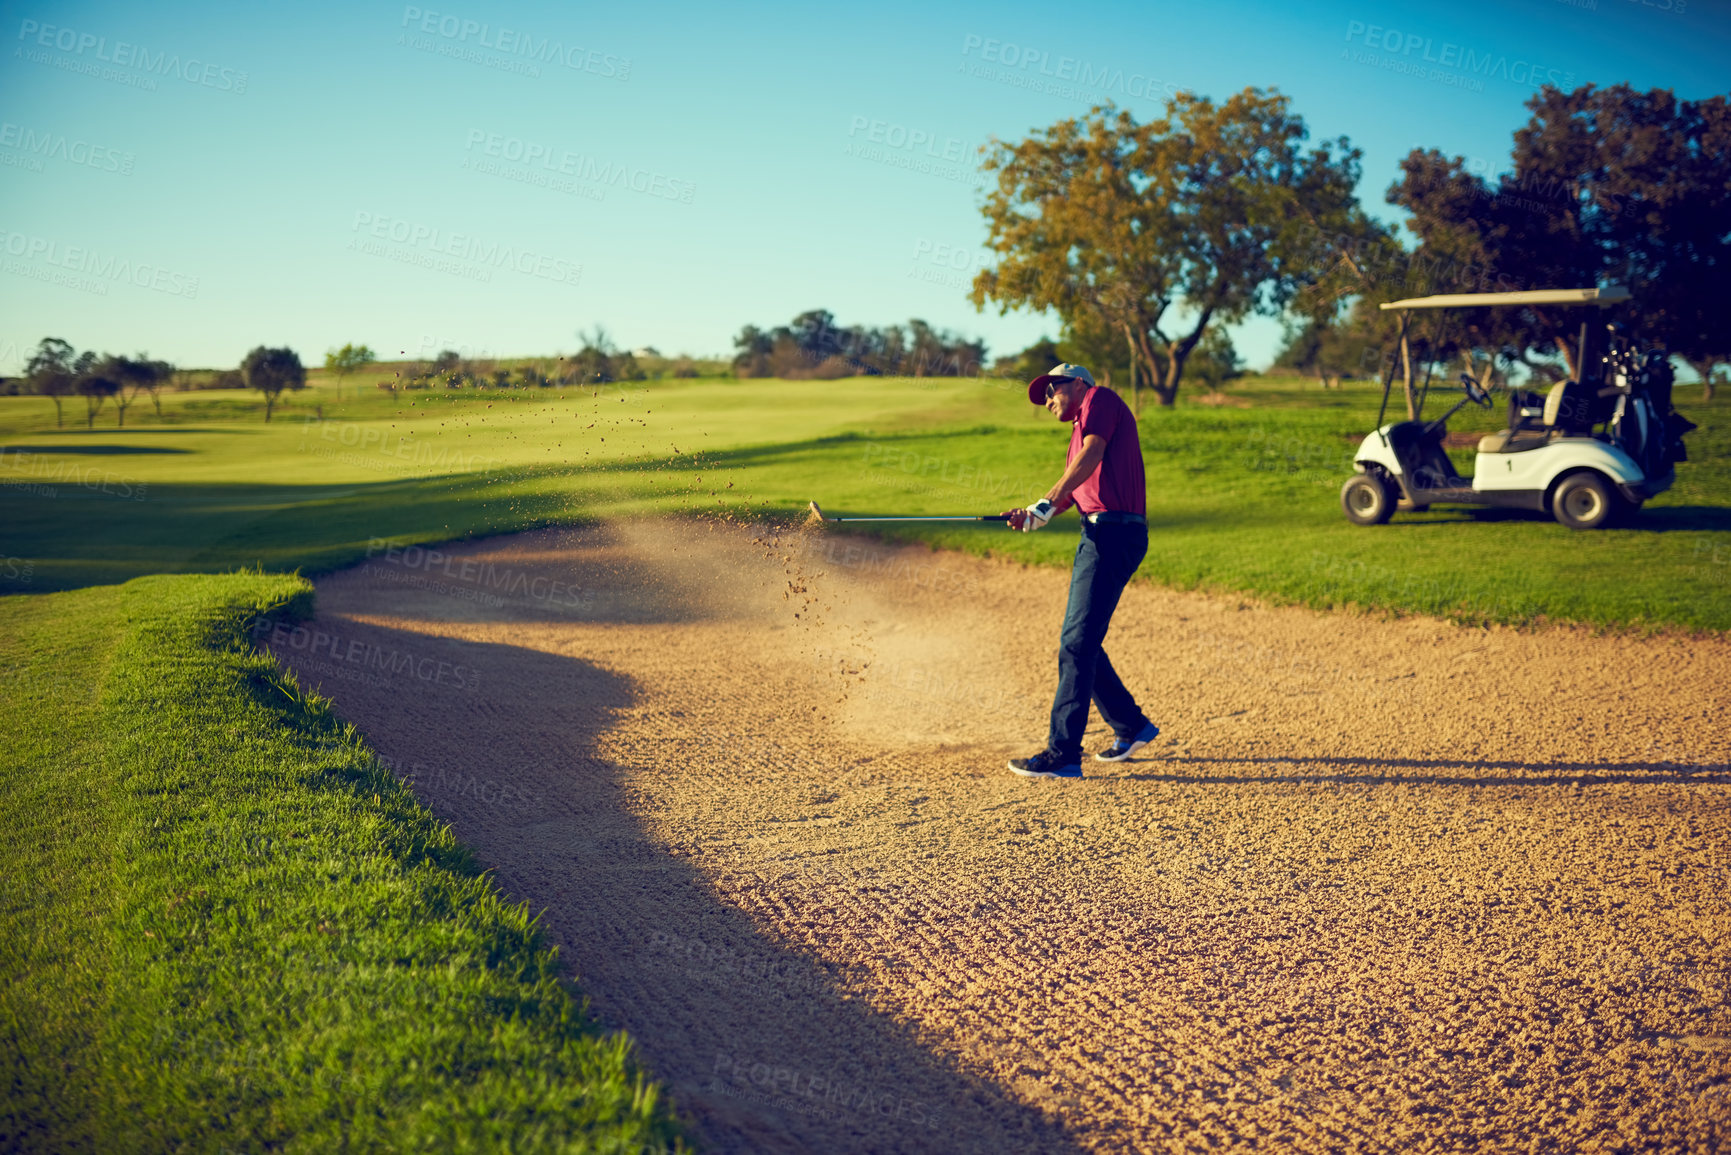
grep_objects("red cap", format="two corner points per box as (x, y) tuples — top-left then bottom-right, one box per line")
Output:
(1026, 363), (1096, 404)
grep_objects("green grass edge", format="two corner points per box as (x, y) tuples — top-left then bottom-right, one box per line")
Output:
(1, 571), (689, 1153)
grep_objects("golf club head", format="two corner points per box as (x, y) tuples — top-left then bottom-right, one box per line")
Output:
(808, 501), (827, 522)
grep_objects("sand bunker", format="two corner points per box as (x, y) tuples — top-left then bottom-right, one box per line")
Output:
(269, 519), (1731, 1152)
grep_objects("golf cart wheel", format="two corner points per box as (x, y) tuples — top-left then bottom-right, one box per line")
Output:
(1341, 473), (1395, 526)
(1552, 471), (1615, 530)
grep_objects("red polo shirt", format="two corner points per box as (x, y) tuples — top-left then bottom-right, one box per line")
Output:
(1059, 386), (1145, 516)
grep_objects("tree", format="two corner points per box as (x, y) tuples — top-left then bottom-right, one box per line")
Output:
(1273, 310), (1386, 388)
(1388, 85), (1731, 384)
(100, 355), (139, 427)
(973, 89), (1385, 407)
(731, 325), (773, 377)
(567, 328), (623, 385)
(1052, 313), (1132, 390)
(1187, 327), (1244, 393)
(73, 352), (118, 428)
(99, 354), (171, 427)
(24, 337), (76, 427)
(241, 346), (306, 422)
(994, 337), (1062, 381)
(324, 343), (376, 400)
(613, 351), (647, 382)
(731, 311), (986, 379)
(1683, 355), (1727, 402)
(140, 357), (173, 417)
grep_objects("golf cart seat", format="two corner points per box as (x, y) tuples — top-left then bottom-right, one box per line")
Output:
(1478, 428), (1558, 454)
(1479, 380), (1597, 454)
(1544, 378), (1589, 432)
(1508, 388), (1549, 431)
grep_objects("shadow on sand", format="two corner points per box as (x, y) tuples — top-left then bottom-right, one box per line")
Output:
(270, 611), (1079, 1155)
(1114, 752), (1730, 788)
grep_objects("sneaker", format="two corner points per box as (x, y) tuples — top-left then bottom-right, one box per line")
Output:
(1093, 722), (1160, 763)
(1007, 752), (1083, 779)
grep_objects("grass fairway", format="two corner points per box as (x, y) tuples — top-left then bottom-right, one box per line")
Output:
(3, 372), (1727, 630)
(0, 371), (1724, 1147)
(0, 573), (683, 1152)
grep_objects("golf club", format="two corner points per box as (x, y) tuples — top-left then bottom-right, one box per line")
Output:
(808, 501), (1010, 523)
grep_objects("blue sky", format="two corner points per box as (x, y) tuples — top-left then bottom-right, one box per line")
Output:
(1, 0), (1726, 375)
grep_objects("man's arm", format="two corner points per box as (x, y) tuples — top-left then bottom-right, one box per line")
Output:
(1003, 433), (1108, 527)
(1046, 433), (1107, 512)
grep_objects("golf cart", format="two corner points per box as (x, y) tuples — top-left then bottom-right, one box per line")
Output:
(1341, 286), (1695, 530)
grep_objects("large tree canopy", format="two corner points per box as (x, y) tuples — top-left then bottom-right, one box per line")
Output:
(971, 87), (1386, 406)
(1387, 83), (1731, 378)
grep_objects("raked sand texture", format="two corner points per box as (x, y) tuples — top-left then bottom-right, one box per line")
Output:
(268, 520), (1731, 1154)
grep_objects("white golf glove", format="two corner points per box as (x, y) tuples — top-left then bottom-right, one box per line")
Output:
(1021, 499), (1055, 532)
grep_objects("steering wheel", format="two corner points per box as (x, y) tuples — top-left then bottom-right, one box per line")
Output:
(1459, 374), (1492, 408)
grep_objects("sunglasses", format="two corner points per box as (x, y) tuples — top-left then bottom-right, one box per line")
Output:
(1044, 378), (1074, 401)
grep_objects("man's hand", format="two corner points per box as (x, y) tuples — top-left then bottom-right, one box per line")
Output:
(1003, 507), (1027, 531)
(1019, 499), (1055, 533)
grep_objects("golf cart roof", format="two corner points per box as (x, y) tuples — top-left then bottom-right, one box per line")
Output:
(1378, 285), (1631, 310)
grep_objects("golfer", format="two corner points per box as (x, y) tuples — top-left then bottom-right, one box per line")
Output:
(1003, 364), (1160, 779)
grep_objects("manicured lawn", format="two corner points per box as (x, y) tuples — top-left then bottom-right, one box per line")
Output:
(0, 369), (1722, 1148)
(0, 574), (685, 1153)
(3, 372), (1726, 630)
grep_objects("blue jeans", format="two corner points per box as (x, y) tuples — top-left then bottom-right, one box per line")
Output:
(1046, 521), (1150, 762)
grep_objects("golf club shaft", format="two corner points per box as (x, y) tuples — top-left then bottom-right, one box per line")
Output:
(825, 515), (1010, 522)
